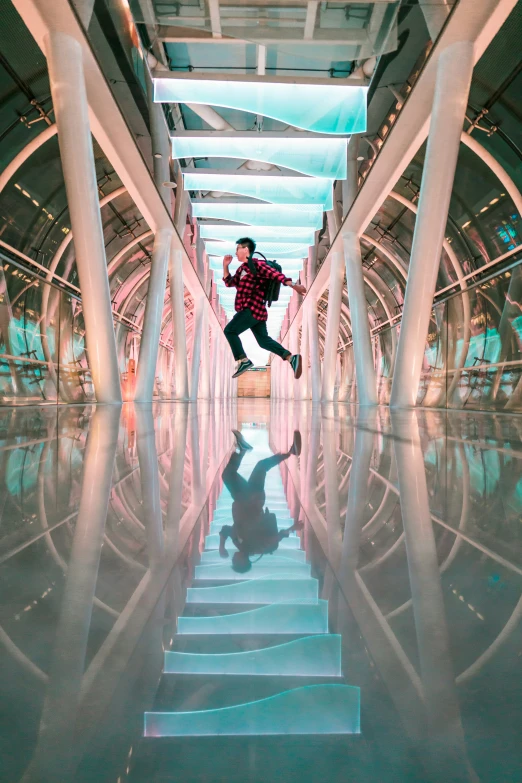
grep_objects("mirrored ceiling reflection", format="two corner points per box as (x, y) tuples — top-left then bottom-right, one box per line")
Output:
(0, 401), (520, 783)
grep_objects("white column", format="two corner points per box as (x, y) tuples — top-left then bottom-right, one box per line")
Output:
(307, 300), (321, 402)
(45, 32), (121, 404)
(135, 229), (171, 401)
(300, 311), (309, 400)
(169, 245), (189, 399)
(321, 251), (344, 401)
(390, 41), (474, 408)
(190, 295), (205, 401)
(343, 232), (377, 406)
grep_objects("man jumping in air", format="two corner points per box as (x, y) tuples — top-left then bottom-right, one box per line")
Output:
(223, 237), (307, 379)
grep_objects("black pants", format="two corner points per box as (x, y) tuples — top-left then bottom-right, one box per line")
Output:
(224, 309), (291, 361)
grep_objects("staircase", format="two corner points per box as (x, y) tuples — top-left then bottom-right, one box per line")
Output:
(131, 436), (361, 782)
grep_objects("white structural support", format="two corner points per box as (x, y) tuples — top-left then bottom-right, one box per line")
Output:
(135, 229), (172, 401)
(343, 231), (377, 406)
(169, 247), (189, 400)
(306, 299), (321, 402)
(321, 251), (344, 401)
(190, 295), (205, 401)
(44, 31), (121, 404)
(390, 41), (474, 408)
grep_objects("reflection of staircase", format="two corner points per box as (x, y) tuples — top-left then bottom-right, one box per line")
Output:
(133, 441), (360, 781)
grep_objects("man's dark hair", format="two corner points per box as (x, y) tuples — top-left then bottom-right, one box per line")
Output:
(236, 237), (256, 254)
(231, 551), (252, 573)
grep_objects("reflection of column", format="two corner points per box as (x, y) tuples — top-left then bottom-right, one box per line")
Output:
(322, 404), (343, 572)
(45, 32), (121, 404)
(305, 404), (321, 511)
(343, 232), (377, 406)
(392, 409), (471, 782)
(136, 404), (165, 567)
(189, 406), (203, 505)
(390, 41), (474, 408)
(341, 409), (375, 574)
(165, 403), (189, 555)
(321, 252), (344, 402)
(22, 406), (120, 783)
(135, 229), (172, 402)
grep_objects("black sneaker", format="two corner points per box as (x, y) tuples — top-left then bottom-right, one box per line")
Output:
(232, 359), (253, 378)
(232, 429), (253, 451)
(289, 354), (302, 379)
(289, 430), (302, 457)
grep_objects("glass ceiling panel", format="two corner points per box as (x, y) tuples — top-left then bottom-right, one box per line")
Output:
(205, 240), (309, 259)
(192, 202), (323, 229)
(154, 76), (367, 135)
(184, 172), (333, 208)
(172, 136), (347, 178)
(200, 224), (316, 244)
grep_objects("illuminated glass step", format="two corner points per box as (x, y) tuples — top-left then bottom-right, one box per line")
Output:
(212, 506), (293, 525)
(145, 684), (360, 737)
(209, 521), (295, 535)
(200, 549), (306, 564)
(215, 499), (288, 509)
(205, 534), (301, 551)
(194, 562), (311, 581)
(187, 577), (318, 604)
(177, 601), (328, 635)
(164, 634), (341, 676)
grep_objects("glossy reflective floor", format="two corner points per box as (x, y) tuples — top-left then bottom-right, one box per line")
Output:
(0, 401), (521, 783)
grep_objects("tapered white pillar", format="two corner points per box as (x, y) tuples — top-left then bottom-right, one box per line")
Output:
(307, 300), (321, 402)
(135, 229), (172, 401)
(321, 251), (344, 401)
(343, 232), (377, 406)
(45, 32), (121, 403)
(22, 406), (120, 782)
(390, 41), (474, 408)
(169, 245), (189, 399)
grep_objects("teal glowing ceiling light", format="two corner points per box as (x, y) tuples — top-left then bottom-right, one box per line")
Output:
(183, 171), (333, 208)
(154, 73), (367, 135)
(164, 635), (341, 676)
(144, 684), (361, 736)
(205, 241), (309, 260)
(172, 134), (347, 178)
(199, 224), (316, 245)
(177, 601), (328, 635)
(187, 577), (317, 604)
(192, 201), (324, 229)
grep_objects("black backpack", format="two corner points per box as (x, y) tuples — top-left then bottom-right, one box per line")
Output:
(250, 252), (283, 308)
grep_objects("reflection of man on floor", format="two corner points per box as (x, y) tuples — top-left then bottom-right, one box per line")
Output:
(219, 430), (303, 573)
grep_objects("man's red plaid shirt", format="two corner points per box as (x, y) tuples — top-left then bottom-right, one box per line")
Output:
(223, 260), (292, 322)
